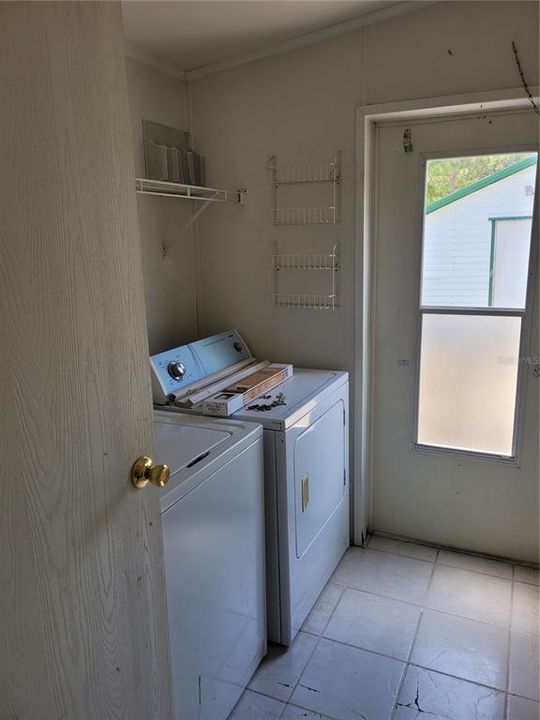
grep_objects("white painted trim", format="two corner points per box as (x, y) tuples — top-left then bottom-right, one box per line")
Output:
(185, 0), (437, 81)
(123, 41), (185, 81)
(357, 86), (540, 122)
(353, 86), (539, 546)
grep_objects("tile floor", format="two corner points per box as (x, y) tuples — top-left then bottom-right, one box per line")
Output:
(229, 535), (539, 720)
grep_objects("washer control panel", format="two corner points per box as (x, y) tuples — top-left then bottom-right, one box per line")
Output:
(150, 329), (252, 404)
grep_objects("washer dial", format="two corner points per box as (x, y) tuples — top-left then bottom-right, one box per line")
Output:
(167, 361), (186, 381)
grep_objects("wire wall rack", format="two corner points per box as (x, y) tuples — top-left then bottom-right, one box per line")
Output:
(270, 206), (337, 225)
(273, 293), (337, 311)
(271, 242), (340, 311)
(269, 159), (339, 184)
(272, 250), (338, 272)
(267, 152), (341, 226)
(267, 152), (342, 310)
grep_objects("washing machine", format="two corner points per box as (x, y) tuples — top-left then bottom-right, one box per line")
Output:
(155, 411), (266, 719)
(151, 330), (350, 646)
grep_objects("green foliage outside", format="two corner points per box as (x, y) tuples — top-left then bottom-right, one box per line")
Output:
(425, 153), (536, 206)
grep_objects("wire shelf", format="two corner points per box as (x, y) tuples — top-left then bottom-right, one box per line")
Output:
(135, 178), (246, 205)
(270, 206), (337, 225)
(273, 293), (337, 310)
(269, 159), (340, 185)
(272, 252), (338, 271)
(267, 152), (341, 225)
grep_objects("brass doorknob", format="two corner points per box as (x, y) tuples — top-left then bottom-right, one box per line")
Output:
(131, 456), (170, 489)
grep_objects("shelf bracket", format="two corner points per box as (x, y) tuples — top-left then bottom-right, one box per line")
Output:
(162, 199), (213, 258)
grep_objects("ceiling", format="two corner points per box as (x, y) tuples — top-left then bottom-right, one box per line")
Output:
(122, 0), (406, 75)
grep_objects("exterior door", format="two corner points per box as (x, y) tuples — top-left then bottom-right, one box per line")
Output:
(371, 111), (539, 562)
(0, 4), (172, 718)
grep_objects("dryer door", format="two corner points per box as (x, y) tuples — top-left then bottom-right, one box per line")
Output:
(294, 399), (346, 558)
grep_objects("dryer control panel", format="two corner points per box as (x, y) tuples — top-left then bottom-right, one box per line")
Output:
(150, 329), (252, 404)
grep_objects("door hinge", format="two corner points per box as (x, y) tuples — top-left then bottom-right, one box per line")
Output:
(343, 407), (346, 426)
(343, 469), (346, 486)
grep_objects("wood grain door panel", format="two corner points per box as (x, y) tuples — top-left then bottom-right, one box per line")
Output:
(0, 3), (172, 717)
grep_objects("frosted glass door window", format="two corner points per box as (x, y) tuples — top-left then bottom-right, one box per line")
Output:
(417, 152), (537, 457)
(417, 315), (521, 455)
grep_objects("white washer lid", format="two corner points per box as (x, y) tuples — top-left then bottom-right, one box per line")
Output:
(154, 411), (263, 512)
(155, 422), (231, 475)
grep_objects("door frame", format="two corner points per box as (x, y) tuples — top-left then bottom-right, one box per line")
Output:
(353, 86), (540, 545)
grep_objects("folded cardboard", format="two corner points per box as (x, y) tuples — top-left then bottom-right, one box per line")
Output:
(202, 363), (293, 416)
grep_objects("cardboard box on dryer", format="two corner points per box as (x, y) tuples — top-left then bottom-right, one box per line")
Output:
(202, 363), (293, 416)
(201, 391), (245, 417)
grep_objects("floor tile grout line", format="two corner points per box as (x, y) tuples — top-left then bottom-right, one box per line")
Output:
(370, 533), (539, 572)
(364, 543), (438, 564)
(342, 545), (520, 587)
(283, 619), (329, 708)
(275, 640), (511, 719)
(435, 559), (514, 581)
(277, 694), (540, 720)
(506, 690), (540, 703)
(266, 632), (539, 707)
(288, 556), (428, 719)
(318, 582), (347, 636)
(302, 581), (347, 639)
(330, 579), (513, 633)
(512, 574), (540, 588)
(389, 614), (425, 720)
(337, 545), (517, 602)
(405, 660), (508, 694)
(268, 544), (432, 715)
(330, 580), (428, 609)
(246, 686), (338, 719)
(279, 698), (343, 720)
(367, 539), (531, 583)
(252, 541), (535, 719)
(275, 693), (286, 720)
(503, 564), (516, 720)
(357, 546), (436, 568)
(299, 630), (511, 694)
(390, 552), (436, 720)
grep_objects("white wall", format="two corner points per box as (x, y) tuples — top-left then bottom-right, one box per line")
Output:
(190, 0), (538, 359)
(125, 56), (198, 354)
(189, 0), (539, 541)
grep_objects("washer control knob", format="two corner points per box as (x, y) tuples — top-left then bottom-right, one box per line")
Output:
(167, 361), (186, 381)
(234, 342), (243, 352)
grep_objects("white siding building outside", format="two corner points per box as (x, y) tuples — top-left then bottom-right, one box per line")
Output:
(422, 157), (536, 307)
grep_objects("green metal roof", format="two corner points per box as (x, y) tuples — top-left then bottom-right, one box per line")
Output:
(425, 155), (537, 214)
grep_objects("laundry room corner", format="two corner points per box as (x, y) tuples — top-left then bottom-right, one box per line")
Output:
(124, 52), (200, 354)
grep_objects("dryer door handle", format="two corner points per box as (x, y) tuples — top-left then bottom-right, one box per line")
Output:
(301, 474), (309, 512)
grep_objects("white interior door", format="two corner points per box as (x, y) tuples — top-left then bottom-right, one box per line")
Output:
(371, 111), (539, 562)
(0, 4), (172, 717)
